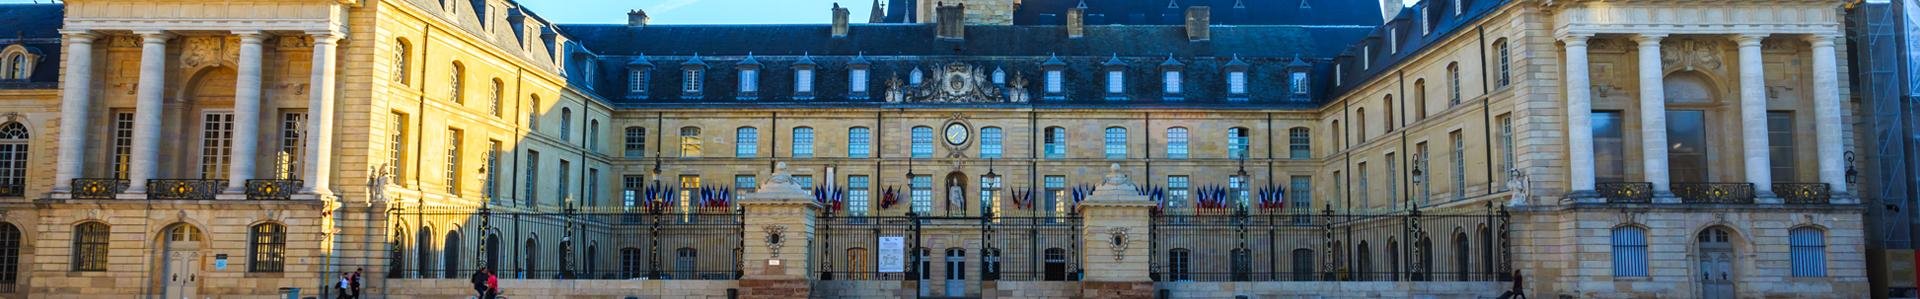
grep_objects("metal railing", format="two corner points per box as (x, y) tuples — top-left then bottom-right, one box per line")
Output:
(147, 179), (224, 200)
(1149, 206), (1512, 282)
(70, 179), (128, 199)
(384, 204), (743, 281)
(246, 179), (303, 200)
(1672, 183), (1756, 204)
(1595, 182), (1654, 203)
(1773, 183), (1832, 204)
(813, 211), (1083, 282)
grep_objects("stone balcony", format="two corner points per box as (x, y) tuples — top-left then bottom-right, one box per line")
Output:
(63, 178), (306, 200)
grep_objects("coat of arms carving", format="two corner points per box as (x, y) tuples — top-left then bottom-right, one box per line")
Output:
(888, 62), (1009, 103)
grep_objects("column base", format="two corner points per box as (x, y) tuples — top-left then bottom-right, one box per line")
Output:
(1081, 281), (1154, 299)
(1651, 191), (1680, 204)
(1754, 191), (1782, 204)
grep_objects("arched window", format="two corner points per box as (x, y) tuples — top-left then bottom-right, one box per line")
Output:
(249, 223), (287, 272)
(620, 247), (644, 279)
(1453, 231), (1470, 281)
(4, 54), (26, 80)
(1446, 62), (1462, 105)
(389, 227), (407, 278)
(1166, 127), (1189, 159)
(0, 122), (27, 197)
(679, 127), (702, 157)
(916, 247), (932, 280)
(450, 62), (466, 104)
(1610, 226), (1648, 277)
(735, 126), (758, 158)
(559, 108), (573, 140)
(1493, 38), (1511, 88)
(1356, 108), (1368, 142)
(528, 95), (542, 130)
(848, 127), (871, 158)
(1043, 127), (1067, 159)
(72, 222), (109, 271)
(1355, 242), (1372, 281)
(584, 242), (598, 278)
(1228, 127), (1250, 160)
(416, 225), (434, 278)
(910, 126), (933, 158)
(1416, 236), (1434, 281)
(791, 127), (814, 158)
(674, 247), (697, 279)
(489, 78), (504, 117)
(523, 237), (540, 279)
(1290, 248), (1314, 281)
(1288, 127), (1311, 160)
(1414, 79), (1429, 120)
(1480, 225), (1495, 277)
(443, 230), (462, 278)
(625, 127), (647, 158)
(1387, 238), (1401, 281)
(1104, 127), (1127, 160)
(1791, 227), (1827, 277)
(0, 223), (17, 286)
(485, 232), (501, 273)
(394, 39), (412, 85)
(1331, 120), (1343, 150)
(1167, 248), (1191, 281)
(1382, 95), (1396, 131)
(589, 120), (601, 152)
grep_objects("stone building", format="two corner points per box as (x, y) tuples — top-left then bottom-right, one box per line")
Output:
(0, 0), (1882, 298)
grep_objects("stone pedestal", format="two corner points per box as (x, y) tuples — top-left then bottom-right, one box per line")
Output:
(737, 162), (820, 299)
(1077, 164), (1157, 299)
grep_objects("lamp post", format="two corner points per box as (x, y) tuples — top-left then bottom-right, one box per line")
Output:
(984, 158), (1001, 217)
(906, 156), (917, 216)
(1410, 165), (1425, 208)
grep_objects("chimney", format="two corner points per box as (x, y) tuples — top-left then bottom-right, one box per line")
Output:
(1066, 6), (1085, 39)
(1185, 6), (1210, 42)
(627, 9), (650, 27)
(936, 3), (965, 40)
(833, 3), (851, 38)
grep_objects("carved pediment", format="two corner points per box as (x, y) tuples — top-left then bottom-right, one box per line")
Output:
(892, 62), (1010, 103)
(1661, 38), (1724, 72)
(180, 36), (240, 69)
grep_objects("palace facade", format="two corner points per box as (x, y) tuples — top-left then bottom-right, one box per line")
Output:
(0, 0), (1889, 298)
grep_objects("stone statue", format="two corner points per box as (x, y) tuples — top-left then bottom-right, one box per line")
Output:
(1507, 168), (1530, 207)
(1102, 163), (1133, 188)
(885, 76), (906, 103)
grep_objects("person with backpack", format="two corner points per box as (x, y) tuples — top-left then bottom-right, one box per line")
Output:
(471, 267), (491, 299)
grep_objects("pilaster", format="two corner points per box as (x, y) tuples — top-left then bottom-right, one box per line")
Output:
(737, 162), (819, 299)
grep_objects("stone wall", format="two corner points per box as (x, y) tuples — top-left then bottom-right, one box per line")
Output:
(386, 279), (738, 299)
(1156, 281), (1506, 298)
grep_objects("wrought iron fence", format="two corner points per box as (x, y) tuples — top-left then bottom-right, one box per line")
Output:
(387, 205), (742, 281)
(148, 179), (223, 200)
(1773, 183), (1832, 204)
(813, 212), (1083, 282)
(1596, 182), (1654, 203)
(1149, 206), (1511, 282)
(71, 178), (127, 199)
(1673, 183), (1756, 204)
(246, 179), (302, 200)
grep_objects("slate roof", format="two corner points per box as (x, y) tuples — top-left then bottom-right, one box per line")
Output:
(881, 0), (1385, 27)
(0, 4), (64, 89)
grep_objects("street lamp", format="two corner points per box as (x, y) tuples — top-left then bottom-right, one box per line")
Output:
(984, 158), (1001, 217)
(1410, 165), (1425, 207)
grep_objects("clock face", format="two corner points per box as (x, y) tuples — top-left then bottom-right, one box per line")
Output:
(945, 123), (970, 145)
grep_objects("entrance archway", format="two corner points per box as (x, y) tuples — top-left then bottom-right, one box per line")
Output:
(155, 223), (204, 299)
(1698, 226), (1738, 299)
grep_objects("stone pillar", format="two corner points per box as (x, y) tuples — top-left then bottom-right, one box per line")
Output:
(1562, 34), (1599, 202)
(1808, 34), (1850, 197)
(124, 31), (172, 195)
(737, 162), (819, 299)
(1633, 33), (1677, 202)
(1734, 34), (1780, 203)
(302, 32), (341, 195)
(226, 31), (267, 194)
(1076, 164), (1155, 299)
(51, 30), (96, 193)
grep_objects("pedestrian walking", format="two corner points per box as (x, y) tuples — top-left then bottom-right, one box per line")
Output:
(471, 267), (490, 299)
(486, 268), (501, 299)
(334, 273), (352, 299)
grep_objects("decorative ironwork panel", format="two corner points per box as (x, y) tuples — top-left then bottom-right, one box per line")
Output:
(1774, 183), (1832, 204)
(1595, 182), (1654, 203)
(147, 179), (223, 200)
(71, 179), (128, 199)
(1673, 183), (1756, 204)
(245, 179), (302, 200)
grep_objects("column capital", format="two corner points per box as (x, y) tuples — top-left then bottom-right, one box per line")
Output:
(233, 30), (268, 43)
(58, 30), (97, 42)
(132, 31), (174, 43)
(1559, 33), (1592, 46)
(1632, 33), (1667, 46)
(1732, 34), (1768, 47)
(1804, 34), (1839, 47)
(306, 31), (345, 44)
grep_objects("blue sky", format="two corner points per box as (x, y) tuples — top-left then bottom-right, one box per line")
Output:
(0, 0), (1417, 24)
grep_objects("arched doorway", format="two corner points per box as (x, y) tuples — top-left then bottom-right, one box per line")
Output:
(156, 223), (204, 299)
(945, 172), (967, 216)
(1664, 72), (1720, 183)
(177, 67), (237, 180)
(1698, 226), (1738, 299)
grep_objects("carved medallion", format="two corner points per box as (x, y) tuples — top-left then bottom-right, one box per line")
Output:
(1661, 39), (1724, 72)
(895, 62), (1009, 103)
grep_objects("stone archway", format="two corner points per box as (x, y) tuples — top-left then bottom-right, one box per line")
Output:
(154, 223), (204, 299)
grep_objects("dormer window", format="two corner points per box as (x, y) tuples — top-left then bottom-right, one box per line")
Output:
(849, 54), (871, 100)
(681, 55), (708, 100)
(1362, 46), (1372, 70)
(626, 56), (652, 100)
(1228, 72), (1247, 95)
(795, 69), (814, 96)
(1106, 71), (1124, 94)
(739, 69), (758, 93)
(1042, 54), (1067, 100)
(1292, 72), (1309, 95)
(736, 54), (761, 101)
(909, 67), (924, 86)
(1159, 55), (1184, 100)
(1163, 71), (1180, 94)
(1389, 29), (1399, 54)
(683, 69), (703, 94)
(1333, 63), (1343, 87)
(1046, 71), (1064, 94)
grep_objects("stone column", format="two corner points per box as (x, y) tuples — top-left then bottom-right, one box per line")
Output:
(1734, 34), (1779, 203)
(737, 162), (819, 299)
(226, 31), (267, 194)
(1633, 33), (1677, 202)
(1562, 34), (1599, 202)
(51, 31), (96, 193)
(1808, 34), (1849, 196)
(1076, 164), (1155, 299)
(301, 33), (341, 195)
(124, 31), (172, 195)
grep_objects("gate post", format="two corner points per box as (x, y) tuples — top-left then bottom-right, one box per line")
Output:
(737, 162), (822, 299)
(1076, 164), (1156, 299)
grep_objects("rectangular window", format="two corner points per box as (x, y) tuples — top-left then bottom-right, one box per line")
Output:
(1611, 227), (1649, 277)
(558, 160), (571, 202)
(850, 69), (869, 93)
(485, 140), (501, 201)
(1497, 114), (1515, 191)
(795, 175), (813, 192)
(1415, 142), (1430, 205)
(1229, 128), (1250, 160)
(792, 127), (814, 158)
(683, 69), (702, 93)
(1107, 71), (1125, 94)
(848, 127), (871, 158)
(277, 112), (307, 180)
(1667, 110), (1709, 182)
(1229, 175), (1247, 208)
(629, 69), (648, 93)
(587, 168), (600, 207)
(626, 127), (647, 158)
(678, 175), (700, 213)
(623, 175), (645, 208)
(980, 127), (1003, 159)
(1289, 176), (1313, 222)
(911, 175), (933, 213)
(1168, 176), (1190, 210)
(200, 111), (236, 180)
(1046, 70), (1063, 93)
(1228, 72), (1248, 95)
(1288, 128), (1311, 160)
(980, 174), (1000, 217)
(1104, 128), (1127, 160)
(848, 175), (870, 216)
(525, 150), (540, 206)
(111, 111), (134, 179)
(1290, 72), (1310, 95)
(1044, 127), (1067, 159)
(1790, 228), (1827, 277)
(1450, 131), (1466, 200)
(390, 112), (410, 185)
(1593, 111), (1626, 182)
(1167, 128), (1189, 160)
(1331, 171), (1343, 209)
(680, 127), (702, 157)
(1768, 112), (1798, 182)
(1357, 163), (1370, 209)
(911, 127), (934, 158)
(734, 175), (756, 196)
(739, 69), (759, 93)
(795, 69), (814, 93)
(445, 128), (463, 195)
(1386, 153), (1399, 210)
(1044, 176), (1066, 219)
(735, 127), (758, 158)
(1163, 71), (1181, 94)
